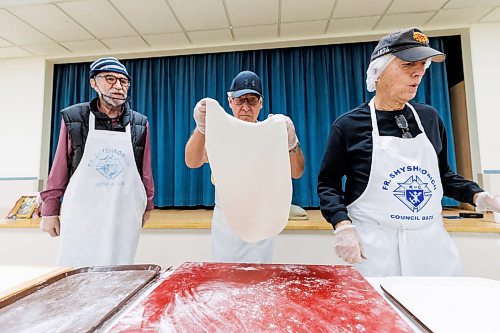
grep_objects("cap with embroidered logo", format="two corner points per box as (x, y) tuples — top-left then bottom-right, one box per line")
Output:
(227, 71), (263, 98)
(89, 57), (131, 80)
(370, 28), (446, 63)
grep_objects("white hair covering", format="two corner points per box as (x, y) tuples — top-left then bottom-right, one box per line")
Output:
(366, 54), (395, 92)
(366, 54), (432, 92)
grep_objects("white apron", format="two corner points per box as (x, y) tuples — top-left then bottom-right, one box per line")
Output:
(57, 113), (147, 267)
(211, 192), (275, 263)
(347, 99), (463, 277)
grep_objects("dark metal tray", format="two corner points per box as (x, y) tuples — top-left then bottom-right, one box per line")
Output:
(0, 264), (162, 333)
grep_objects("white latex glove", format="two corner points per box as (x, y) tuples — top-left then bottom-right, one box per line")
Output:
(193, 99), (207, 134)
(285, 116), (299, 151)
(475, 192), (500, 212)
(333, 224), (366, 264)
(40, 216), (60, 237)
(268, 114), (299, 150)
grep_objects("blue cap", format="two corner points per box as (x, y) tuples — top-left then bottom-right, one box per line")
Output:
(228, 71), (263, 98)
(89, 57), (131, 80)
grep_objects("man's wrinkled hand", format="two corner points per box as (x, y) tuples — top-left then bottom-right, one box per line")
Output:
(142, 210), (152, 227)
(40, 216), (60, 237)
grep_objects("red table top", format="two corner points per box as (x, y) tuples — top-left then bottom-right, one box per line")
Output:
(113, 262), (413, 332)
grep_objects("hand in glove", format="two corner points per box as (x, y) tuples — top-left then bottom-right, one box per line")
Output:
(475, 192), (500, 212)
(193, 99), (207, 134)
(40, 216), (60, 237)
(285, 116), (299, 151)
(333, 223), (367, 264)
(268, 114), (299, 151)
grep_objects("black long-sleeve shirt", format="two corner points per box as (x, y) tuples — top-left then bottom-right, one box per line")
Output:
(317, 101), (483, 228)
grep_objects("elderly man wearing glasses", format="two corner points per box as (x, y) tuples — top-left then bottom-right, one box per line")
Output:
(318, 28), (500, 277)
(40, 57), (154, 267)
(185, 70), (304, 263)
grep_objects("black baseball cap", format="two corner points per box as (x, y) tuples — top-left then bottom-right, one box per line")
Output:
(227, 71), (263, 98)
(370, 28), (446, 63)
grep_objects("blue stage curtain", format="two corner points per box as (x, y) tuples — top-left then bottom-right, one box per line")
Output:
(50, 38), (458, 207)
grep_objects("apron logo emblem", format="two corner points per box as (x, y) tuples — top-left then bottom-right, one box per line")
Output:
(393, 175), (432, 212)
(88, 148), (129, 180)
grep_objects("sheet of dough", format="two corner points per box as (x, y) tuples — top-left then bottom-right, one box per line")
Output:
(205, 98), (292, 242)
(381, 277), (500, 333)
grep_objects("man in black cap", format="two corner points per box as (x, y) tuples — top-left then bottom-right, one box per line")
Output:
(40, 57), (154, 267)
(185, 70), (304, 263)
(318, 28), (500, 277)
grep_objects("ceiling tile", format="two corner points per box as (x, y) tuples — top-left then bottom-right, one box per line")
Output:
(376, 12), (435, 30)
(0, 36), (12, 47)
(225, 0), (278, 27)
(110, 0), (182, 34)
(100, 36), (149, 51)
(22, 42), (71, 56)
(0, 46), (32, 58)
(481, 7), (500, 22)
(60, 39), (109, 53)
(334, 0), (392, 18)
(387, 0), (447, 14)
(426, 8), (493, 26)
(169, 0), (228, 31)
(0, 0), (54, 8)
(188, 29), (232, 44)
(58, 0), (136, 38)
(445, 0), (500, 9)
(281, 0), (334, 22)
(0, 9), (51, 44)
(233, 25), (278, 41)
(143, 33), (190, 48)
(9, 4), (92, 41)
(327, 16), (379, 33)
(280, 20), (327, 37)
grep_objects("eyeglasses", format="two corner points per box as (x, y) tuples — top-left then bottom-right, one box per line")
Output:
(232, 96), (260, 106)
(96, 74), (130, 87)
(395, 115), (413, 139)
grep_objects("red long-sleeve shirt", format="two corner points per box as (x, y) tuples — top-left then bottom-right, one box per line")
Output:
(41, 120), (154, 216)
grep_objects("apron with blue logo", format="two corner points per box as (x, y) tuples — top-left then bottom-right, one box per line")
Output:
(57, 112), (146, 267)
(347, 98), (463, 277)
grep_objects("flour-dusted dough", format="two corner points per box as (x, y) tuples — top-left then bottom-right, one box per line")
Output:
(205, 98), (292, 242)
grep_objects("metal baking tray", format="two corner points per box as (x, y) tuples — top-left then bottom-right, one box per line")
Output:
(0, 264), (162, 333)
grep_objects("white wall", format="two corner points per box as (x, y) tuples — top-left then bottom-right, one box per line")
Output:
(468, 22), (500, 192)
(0, 58), (47, 215)
(469, 23), (500, 172)
(0, 58), (46, 177)
(0, 229), (498, 279)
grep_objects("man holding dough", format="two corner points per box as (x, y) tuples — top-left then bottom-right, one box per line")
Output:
(185, 70), (304, 263)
